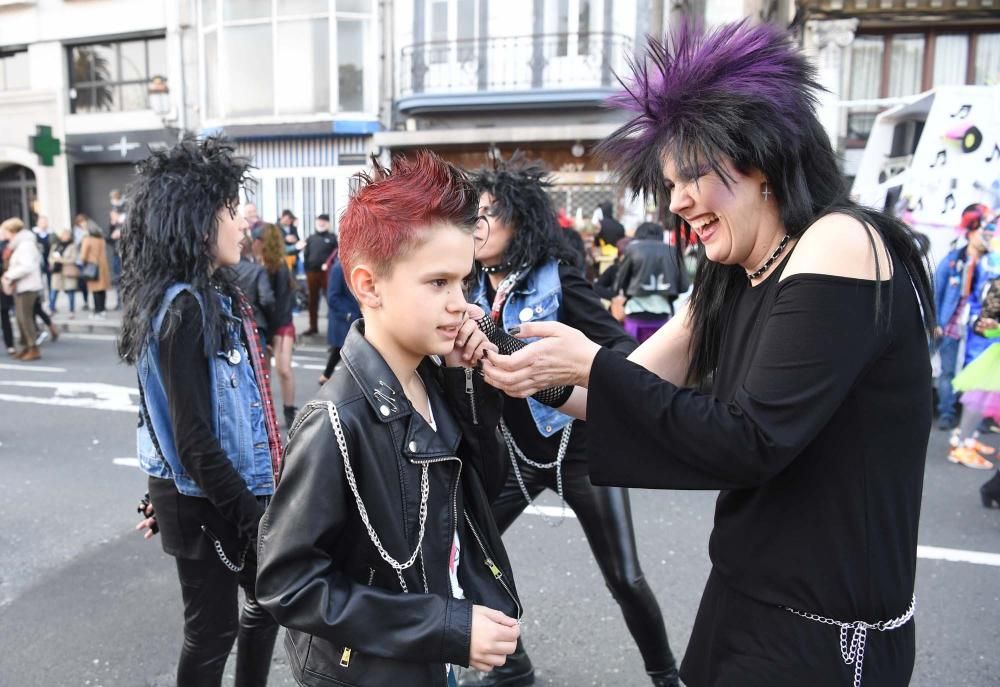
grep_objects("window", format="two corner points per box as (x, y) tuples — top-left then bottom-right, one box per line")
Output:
(933, 34), (969, 86)
(887, 34), (924, 98)
(68, 36), (167, 113)
(427, 0), (477, 65)
(200, 0), (373, 119)
(0, 49), (29, 91)
(975, 33), (1000, 85)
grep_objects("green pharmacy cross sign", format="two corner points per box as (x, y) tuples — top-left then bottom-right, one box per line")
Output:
(30, 125), (62, 167)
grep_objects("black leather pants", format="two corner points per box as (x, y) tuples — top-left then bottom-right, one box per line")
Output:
(174, 555), (279, 687)
(490, 452), (676, 674)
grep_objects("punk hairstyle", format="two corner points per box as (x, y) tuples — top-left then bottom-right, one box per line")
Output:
(470, 151), (580, 271)
(338, 150), (480, 277)
(599, 20), (934, 384)
(118, 135), (251, 364)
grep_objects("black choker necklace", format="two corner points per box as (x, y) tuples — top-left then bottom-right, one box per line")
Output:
(481, 263), (511, 274)
(746, 234), (790, 281)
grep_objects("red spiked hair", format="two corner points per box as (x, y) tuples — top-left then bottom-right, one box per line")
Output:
(339, 151), (479, 278)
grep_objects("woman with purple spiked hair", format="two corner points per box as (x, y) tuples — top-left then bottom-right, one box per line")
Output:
(479, 20), (934, 686)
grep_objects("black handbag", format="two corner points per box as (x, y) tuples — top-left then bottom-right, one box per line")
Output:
(81, 262), (99, 281)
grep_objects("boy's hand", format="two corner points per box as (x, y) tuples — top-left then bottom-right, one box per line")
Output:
(468, 605), (519, 672)
(444, 304), (497, 368)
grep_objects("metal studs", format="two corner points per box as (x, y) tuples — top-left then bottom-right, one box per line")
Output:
(408, 441), (417, 452)
(380, 405), (390, 417)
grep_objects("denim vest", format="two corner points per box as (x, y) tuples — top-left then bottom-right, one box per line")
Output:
(136, 283), (275, 497)
(470, 258), (572, 437)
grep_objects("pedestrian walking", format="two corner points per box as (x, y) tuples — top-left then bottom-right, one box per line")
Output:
(48, 227), (80, 317)
(119, 136), (280, 687)
(463, 153), (680, 687)
(0, 223), (14, 355)
(259, 223), (297, 427)
(950, 267), (1000, 472)
(1, 217), (45, 361)
(614, 221), (690, 343)
(318, 249), (359, 384)
(482, 21), (935, 687)
(231, 234), (275, 346)
(80, 225), (111, 318)
(302, 213), (337, 335)
(934, 204), (994, 430)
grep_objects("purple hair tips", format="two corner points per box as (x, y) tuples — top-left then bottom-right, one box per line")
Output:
(598, 19), (823, 199)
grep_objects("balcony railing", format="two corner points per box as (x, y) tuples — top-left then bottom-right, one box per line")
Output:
(399, 32), (633, 98)
(807, 0), (997, 16)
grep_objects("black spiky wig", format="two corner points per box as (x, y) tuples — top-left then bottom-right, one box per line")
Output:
(469, 151), (579, 271)
(118, 136), (251, 364)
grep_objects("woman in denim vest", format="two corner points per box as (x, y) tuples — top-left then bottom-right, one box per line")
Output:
(118, 137), (283, 687)
(460, 154), (680, 687)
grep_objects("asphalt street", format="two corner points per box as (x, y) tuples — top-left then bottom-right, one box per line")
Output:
(1, 322), (999, 686)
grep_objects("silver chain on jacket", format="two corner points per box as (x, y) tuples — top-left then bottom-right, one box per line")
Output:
(782, 595), (915, 687)
(500, 419), (573, 526)
(325, 401), (429, 593)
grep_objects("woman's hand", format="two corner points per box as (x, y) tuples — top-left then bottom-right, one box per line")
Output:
(443, 304), (497, 368)
(481, 321), (601, 398)
(135, 498), (158, 540)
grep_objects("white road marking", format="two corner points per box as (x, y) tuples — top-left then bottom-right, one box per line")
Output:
(0, 381), (139, 412)
(112, 458), (140, 467)
(0, 363), (67, 373)
(917, 545), (1000, 567)
(523, 505), (578, 519)
(59, 333), (118, 341)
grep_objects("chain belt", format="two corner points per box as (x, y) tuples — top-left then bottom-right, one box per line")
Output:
(499, 419), (572, 526)
(782, 595), (915, 687)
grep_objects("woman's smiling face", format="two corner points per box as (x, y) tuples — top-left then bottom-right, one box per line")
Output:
(664, 156), (768, 268)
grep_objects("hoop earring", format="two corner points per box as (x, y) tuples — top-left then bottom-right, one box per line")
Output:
(761, 182), (772, 202)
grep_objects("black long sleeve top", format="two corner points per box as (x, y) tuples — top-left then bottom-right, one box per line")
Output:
(493, 263), (636, 462)
(586, 266), (931, 622)
(148, 292), (265, 559)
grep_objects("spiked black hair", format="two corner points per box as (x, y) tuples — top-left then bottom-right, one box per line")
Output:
(469, 151), (580, 271)
(118, 135), (251, 364)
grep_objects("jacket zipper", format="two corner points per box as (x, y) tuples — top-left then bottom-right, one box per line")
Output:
(412, 455), (463, 596)
(464, 368), (479, 425)
(341, 568), (376, 669)
(462, 511), (523, 621)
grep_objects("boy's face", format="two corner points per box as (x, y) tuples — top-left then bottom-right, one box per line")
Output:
(367, 223), (476, 360)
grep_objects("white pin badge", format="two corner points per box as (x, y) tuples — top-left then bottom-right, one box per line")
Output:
(227, 349), (242, 365)
(518, 307), (533, 322)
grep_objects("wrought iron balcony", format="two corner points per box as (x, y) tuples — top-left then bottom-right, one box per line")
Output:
(398, 32), (633, 105)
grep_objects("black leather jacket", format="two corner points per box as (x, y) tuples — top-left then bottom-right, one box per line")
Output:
(614, 239), (689, 303)
(256, 321), (521, 687)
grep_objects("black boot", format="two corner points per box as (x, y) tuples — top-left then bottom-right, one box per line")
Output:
(649, 664), (681, 687)
(981, 471), (1000, 508)
(458, 639), (534, 686)
(284, 405), (298, 428)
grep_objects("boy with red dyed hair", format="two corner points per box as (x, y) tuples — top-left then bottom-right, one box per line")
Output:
(257, 152), (522, 687)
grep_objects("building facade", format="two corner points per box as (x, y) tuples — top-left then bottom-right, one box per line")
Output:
(194, 0), (382, 235)
(801, 0), (1000, 181)
(0, 0), (188, 231)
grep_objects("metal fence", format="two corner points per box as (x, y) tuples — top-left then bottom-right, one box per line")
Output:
(399, 32), (632, 96)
